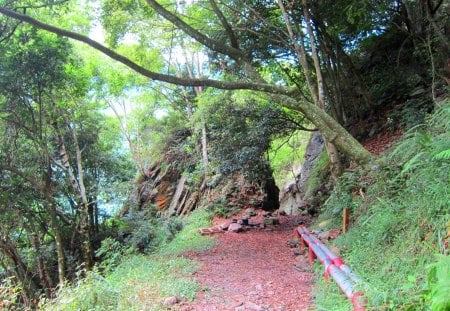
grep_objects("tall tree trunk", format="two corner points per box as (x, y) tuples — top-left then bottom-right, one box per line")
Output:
(278, 0), (342, 180)
(109, 100), (145, 173)
(184, 55), (209, 174)
(70, 124), (93, 269)
(48, 203), (66, 286)
(43, 165), (66, 288)
(54, 122), (93, 269)
(302, 0), (342, 181)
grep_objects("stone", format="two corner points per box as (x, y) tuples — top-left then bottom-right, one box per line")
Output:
(318, 219), (332, 229)
(330, 245), (340, 256)
(164, 296), (180, 306)
(246, 208), (257, 217)
(228, 223), (244, 233)
(293, 249), (302, 256)
(264, 217), (279, 225)
(293, 262), (310, 272)
(241, 217), (249, 226)
(262, 211), (272, 217)
(198, 227), (226, 235)
(287, 239), (300, 248)
(220, 221), (231, 230)
(318, 231), (331, 241)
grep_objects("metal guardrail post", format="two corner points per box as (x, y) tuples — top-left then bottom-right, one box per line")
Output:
(296, 226), (366, 311)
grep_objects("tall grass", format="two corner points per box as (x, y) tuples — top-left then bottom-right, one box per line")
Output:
(313, 101), (450, 310)
(41, 209), (214, 311)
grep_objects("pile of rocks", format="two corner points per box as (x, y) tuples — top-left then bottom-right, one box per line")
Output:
(198, 208), (282, 235)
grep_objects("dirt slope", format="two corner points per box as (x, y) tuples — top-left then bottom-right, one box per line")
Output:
(179, 215), (313, 311)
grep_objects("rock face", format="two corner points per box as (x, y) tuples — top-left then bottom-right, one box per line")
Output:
(119, 163), (199, 218)
(120, 164), (280, 218)
(279, 131), (324, 215)
(298, 131), (324, 192)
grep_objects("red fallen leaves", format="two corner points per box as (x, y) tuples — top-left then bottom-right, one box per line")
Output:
(180, 215), (313, 310)
(363, 128), (403, 155)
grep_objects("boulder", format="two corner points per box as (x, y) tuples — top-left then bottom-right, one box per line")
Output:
(228, 223), (244, 233)
(264, 217), (280, 225)
(220, 221), (231, 230)
(246, 208), (257, 217)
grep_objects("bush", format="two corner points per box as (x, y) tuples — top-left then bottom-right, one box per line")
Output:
(41, 209), (214, 310)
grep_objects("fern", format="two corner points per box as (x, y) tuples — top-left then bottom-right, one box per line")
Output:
(401, 151), (427, 175)
(433, 149), (450, 160)
(427, 255), (450, 311)
(429, 100), (450, 132)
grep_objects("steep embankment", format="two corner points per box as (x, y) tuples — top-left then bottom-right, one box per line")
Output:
(313, 101), (450, 310)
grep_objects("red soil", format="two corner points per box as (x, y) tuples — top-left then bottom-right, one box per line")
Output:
(179, 214), (313, 311)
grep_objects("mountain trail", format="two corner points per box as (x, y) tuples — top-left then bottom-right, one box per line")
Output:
(179, 213), (313, 311)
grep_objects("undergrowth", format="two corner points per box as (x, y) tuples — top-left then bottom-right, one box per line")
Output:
(41, 209), (214, 311)
(313, 101), (450, 310)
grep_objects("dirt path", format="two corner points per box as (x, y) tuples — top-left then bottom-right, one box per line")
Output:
(179, 214), (313, 311)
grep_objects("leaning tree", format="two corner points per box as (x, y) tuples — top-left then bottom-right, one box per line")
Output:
(0, 0), (382, 167)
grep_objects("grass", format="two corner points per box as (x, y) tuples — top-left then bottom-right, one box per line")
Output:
(312, 101), (450, 310)
(42, 209), (214, 311)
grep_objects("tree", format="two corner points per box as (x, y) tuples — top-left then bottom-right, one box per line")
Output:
(0, 23), (134, 303)
(0, 1), (378, 166)
(0, 27), (77, 289)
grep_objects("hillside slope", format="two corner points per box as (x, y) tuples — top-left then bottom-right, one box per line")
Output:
(313, 100), (449, 310)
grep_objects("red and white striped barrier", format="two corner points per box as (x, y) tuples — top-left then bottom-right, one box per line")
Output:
(296, 226), (366, 311)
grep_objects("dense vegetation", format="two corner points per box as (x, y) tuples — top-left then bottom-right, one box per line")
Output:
(0, 0), (448, 309)
(314, 102), (449, 310)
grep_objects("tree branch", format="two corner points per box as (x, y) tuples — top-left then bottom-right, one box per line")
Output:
(145, 0), (244, 60)
(0, 7), (296, 96)
(208, 0), (239, 49)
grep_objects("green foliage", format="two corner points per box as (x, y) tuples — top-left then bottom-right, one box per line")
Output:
(322, 172), (360, 218)
(199, 90), (306, 181)
(42, 255), (200, 311)
(159, 209), (215, 255)
(0, 277), (21, 309)
(41, 209), (213, 310)
(269, 130), (310, 187)
(120, 213), (161, 252)
(313, 102), (450, 309)
(426, 255), (450, 311)
(95, 238), (135, 273)
(207, 203), (232, 218)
